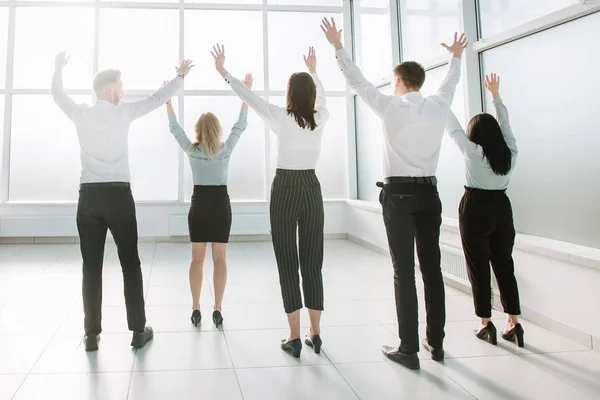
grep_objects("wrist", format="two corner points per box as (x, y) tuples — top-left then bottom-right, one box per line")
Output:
(217, 67), (227, 78)
(491, 92), (500, 100)
(308, 68), (316, 74)
(333, 42), (343, 51)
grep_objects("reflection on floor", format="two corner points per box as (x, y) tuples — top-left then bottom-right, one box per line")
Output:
(0, 240), (598, 399)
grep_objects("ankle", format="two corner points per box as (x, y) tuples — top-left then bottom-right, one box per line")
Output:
(310, 328), (321, 336)
(193, 305), (200, 311)
(214, 306), (222, 312)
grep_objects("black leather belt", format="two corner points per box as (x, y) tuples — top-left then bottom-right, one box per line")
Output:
(376, 177), (437, 187)
(80, 182), (130, 189)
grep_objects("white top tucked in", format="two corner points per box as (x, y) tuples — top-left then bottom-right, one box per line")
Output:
(51, 72), (183, 183)
(335, 47), (462, 178)
(224, 72), (329, 170)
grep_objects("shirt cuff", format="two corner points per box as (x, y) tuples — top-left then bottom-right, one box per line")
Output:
(492, 97), (503, 106)
(239, 108), (248, 118)
(224, 73), (234, 85)
(449, 56), (461, 66)
(168, 114), (178, 123)
(335, 48), (349, 60)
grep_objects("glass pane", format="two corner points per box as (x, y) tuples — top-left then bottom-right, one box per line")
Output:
(355, 85), (390, 201)
(400, 0), (460, 62)
(356, 0), (389, 7)
(0, 9), (7, 87)
(478, 0), (577, 38)
(420, 64), (465, 219)
(353, 3), (393, 83)
(184, 10), (263, 90)
(268, 0), (341, 5)
(480, 11), (600, 246)
(186, 0), (261, 3)
(0, 96), (4, 175)
(268, 12), (345, 91)
(13, 8), (94, 90)
(9, 95), (89, 201)
(99, 10), (179, 90)
(126, 96), (179, 201)
(268, 96), (347, 199)
(183, 96), (266, 201)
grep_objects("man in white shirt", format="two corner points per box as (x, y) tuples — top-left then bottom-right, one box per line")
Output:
(322, 18), (467, 370)
(51, 51), (194, 351)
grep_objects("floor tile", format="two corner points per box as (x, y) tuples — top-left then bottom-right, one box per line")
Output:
(219, 303), (289, 331)
(443, 355), (594, 400)
(236, 365), (359, 400)
(12, 373), (130, 400)
(0, 375), (26, 400)
(31, 333), (135, 373)
(225, 329), (331, 368)
(129, 370), (243, 400)
(145, 284), (213, 307)
(0, 334), (52, 374)
(133, 332), (232, 371)
(145, 305), (220, 332)
(337, 361), (475, 400)
(317, 325), (399, 364)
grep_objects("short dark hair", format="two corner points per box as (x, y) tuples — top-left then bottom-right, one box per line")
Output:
(93, 69), (121, 94)
(393, 61), (426, 90)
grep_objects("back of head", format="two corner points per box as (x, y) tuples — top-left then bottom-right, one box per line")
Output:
(393, 61), (426, 93)
(467, 113), (512, 176)
(93, 69), (121, 95)
(286, 72), (317, 131)
(194, 112), (222, 159)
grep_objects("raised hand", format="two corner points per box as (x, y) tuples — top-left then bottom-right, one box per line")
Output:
(55, 51), (70, 71)
(484, 73), (500, 99)
(441, 32), (468, 59)
(211, 44), (227, 77)
(242, 73), (253, 89)
(320, 18), (343, 50)
(176, 59), (195, 77)
(303, 46), (317, 73)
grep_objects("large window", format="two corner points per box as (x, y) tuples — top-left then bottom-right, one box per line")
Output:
(477, 0), (579, 38)
(0, 2), (348, 202)
(399, 0), (460, 63)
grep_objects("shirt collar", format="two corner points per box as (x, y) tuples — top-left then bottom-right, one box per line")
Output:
(95, 99), (116, 107)
(401, 91), (424, 100)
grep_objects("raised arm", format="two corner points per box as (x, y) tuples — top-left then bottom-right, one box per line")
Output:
(124, 59), (194, 121)
(428, 33), (468, 108)
(51, 52), (83, 121)
(485, 73), (517, 156)
(445, 110), (478, 155)
(212, 44), (284, 123)
(224, 74), (252, 153)
(164, 91), (192, 152)
(321, 18), (391, 116)
(303, 46), (329, 123)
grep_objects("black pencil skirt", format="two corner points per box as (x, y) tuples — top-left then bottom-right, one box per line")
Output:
(188, 185), (232, 243)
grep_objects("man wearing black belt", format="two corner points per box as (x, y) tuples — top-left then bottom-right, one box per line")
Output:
(52, 51), (194, 351)
(322, 18), (467, 369)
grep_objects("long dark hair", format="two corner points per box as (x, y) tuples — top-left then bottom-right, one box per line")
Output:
(286, 72), (317, 131)
(467, 113), (511, 176)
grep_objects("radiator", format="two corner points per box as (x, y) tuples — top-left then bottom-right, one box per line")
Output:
(169, 213), (270, 236)
(439, 244), (499, 293)
(0, 216), (77, 237)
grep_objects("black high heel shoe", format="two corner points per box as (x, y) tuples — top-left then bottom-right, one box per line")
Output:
(191, 310), (201, 327)
(475, 321), (498, 345)
(212, 310), (224, 328)
(305, 334), (322, 354)
(502, 323), (525, 347)
(281, 338), (302, 358)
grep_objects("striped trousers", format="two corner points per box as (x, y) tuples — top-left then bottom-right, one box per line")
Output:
(270, 169), (325, 314)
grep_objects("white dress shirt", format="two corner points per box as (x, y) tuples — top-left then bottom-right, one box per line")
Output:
(51, 72), (183, 184)
(224, 72), (330, 170)
(335, 48), (462, 178)
(445, 98), (518, 190)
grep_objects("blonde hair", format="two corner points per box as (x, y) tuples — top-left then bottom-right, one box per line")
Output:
(193, 112), (223, 159)
(93, 69), (121, 95)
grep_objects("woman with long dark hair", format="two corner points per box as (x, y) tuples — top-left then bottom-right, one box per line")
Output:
(164, 74), (253, 328)
(445, 73), (524, 347)
(211, 44), (329, 358)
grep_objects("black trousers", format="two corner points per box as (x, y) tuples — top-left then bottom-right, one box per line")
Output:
(270, 169), (324, 314)
(459, 187), (520, 318)
(380, 182), (445, 354)
(77, 183), (146, 335)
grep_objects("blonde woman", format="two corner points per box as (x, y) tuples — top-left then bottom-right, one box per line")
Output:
(164, 74), (253, 327)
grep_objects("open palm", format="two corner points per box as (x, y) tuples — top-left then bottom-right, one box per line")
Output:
(304, 47), (317, 73)
(211, 44), (226, 75)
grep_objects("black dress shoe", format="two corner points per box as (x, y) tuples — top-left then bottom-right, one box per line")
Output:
(502, 323), (525, 348)
(131, 326), (154, 349)
(305, 334), (322, 354)
(475, 321), (498, 345)
(84, 334), (100, 352)
(381, 345), (420, 370)
(422, 339), (444, 361)
(281, 338), (302, 358)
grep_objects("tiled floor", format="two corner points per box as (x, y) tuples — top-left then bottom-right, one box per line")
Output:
(0, 240), (599, 399)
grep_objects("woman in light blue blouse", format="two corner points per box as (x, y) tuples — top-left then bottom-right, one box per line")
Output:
(164, 74), (253, 328)
(445, 74), (524, 348)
